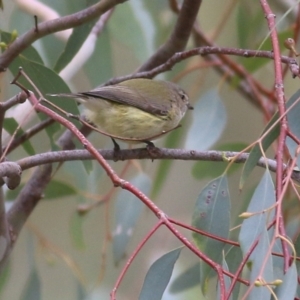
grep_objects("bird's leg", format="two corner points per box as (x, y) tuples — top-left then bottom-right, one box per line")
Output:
(111, 138), (122, 161)
(111, 138), (120, 152)
(144, 141), (160, 161)
(144, 140), (155, 149)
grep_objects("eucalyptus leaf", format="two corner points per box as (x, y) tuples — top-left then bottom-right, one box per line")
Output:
(185, 89), (227, 150)
(113, 173), (151, 264)
(217, 255), (232, 300)
(20, 268), (41, 300)
(139, 248), (182, 300)
(248, 227), (273, 300)
(239, 170), (275, 259)
(3, 118), (35, 155)
(69, 212), (86, 250)
(192, 142), (247, 179)
(240, 96), (282, 189)
(275, 262), (297, 300)
(54, 17), (98, 72)
(169, 263), (200, 293)
(109, 2), (149, 62)
(286, 89), (300, 169)
(192, 175), (231, 293)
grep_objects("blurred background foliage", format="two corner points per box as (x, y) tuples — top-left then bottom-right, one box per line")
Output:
(0, 0), (299, 299)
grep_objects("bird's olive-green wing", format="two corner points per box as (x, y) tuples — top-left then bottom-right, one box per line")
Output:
(80, 81), (176, 116)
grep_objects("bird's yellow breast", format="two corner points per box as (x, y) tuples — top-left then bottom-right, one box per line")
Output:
(84, 102), (181, 142)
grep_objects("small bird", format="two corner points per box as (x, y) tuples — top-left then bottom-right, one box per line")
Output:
(50, 78), (193, 148)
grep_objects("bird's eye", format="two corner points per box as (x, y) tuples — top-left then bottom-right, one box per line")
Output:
(181, 93), (186, 100)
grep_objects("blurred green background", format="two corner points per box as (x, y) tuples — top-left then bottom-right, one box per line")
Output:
(0, 0), (298, 299)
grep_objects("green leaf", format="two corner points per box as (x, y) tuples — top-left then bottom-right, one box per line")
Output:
(169, 263), (200, 293)
(0, 31), (43, 64)
(139, 247), (182, 300)
(217, 255), (232, 300)
(271, 238), (285, 280)
(151, 125), (184, 199)
(232, 24), (293, 89)
(225, 246), (242, 299)
(83, 28), (114, 87)
(113, 173), (151, 264)
(240, 100), (282, 189)
(275, 262), (297, 300)
(192, 175), (231, 293)
(3, 118), (35, 155)
(236, 2), (264, 49)
(248, 227), (273, 300)
(6, 184), (21, 200)
(192, 142), (247, 179)
(185, 89), (227, 150)
(0, 262), (10, 295)
(76, 280), (87, 300)
(54, 20), (97, 73)
(285, 89), (300, 168)
(239, 170), (275, 259)
(20, 268), (41, 300)
(7, 180), (77, 201)
(69, 212), (86, 250)
(240, 29), (293, 74)
(108, 2), (150, 62)
(236, 2), (250, 49)
(3, 117), (21, 135)
(44, 180), (77, 199)
(9, 55), (80, 149)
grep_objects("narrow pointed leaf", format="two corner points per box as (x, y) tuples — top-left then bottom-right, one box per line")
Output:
(239, 170), (275, 258)
(285, 89), (300, 169)
(70, 212), (86, 250)
(185, 89), (227, 150)
(54, 13), (98, 72)
(44, 180), (77, 199)
(248, 227), (273, 300)
(9, 56), (79, 150)
(240, 113), (279, 189)
(169, 263), (200, 293)
(192, 142), (246, 179)
(109, 2), (149, 62)
(3, 118), (35, 155)
(241, 89), (300, 188)
(217, 255), (232, 300)
(20, 268), (41, 300)
(225, 246), (242, 299)
(113, 173), (151, 264)
(0, 31), (43, 64)
(192, 175), (231, 292)
(275, 262), (297, 300)
(151, 127), (183, 199)
(139, 248), (182, 300)
(0, 263), (10, 295)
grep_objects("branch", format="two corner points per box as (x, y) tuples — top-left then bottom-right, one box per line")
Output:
(0, 0), (127, 71)
(20, 79), (227, 286)
(7, 164), (52, 235)
(59, 9), (114, 82)
(15, 0), (72, 41)
(0, 91), (28, 157)
(3, 118), (55, 154)
(0, 164), (52, 273)
(15, 148), (300, 182)
(137, 0), (202, 72)
(105, 46), (297, 86)
(0, 162), (22, 190)
(0, 187), (9, 271)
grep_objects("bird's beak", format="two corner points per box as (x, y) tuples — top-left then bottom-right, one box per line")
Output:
(187, 104), (194, 110)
